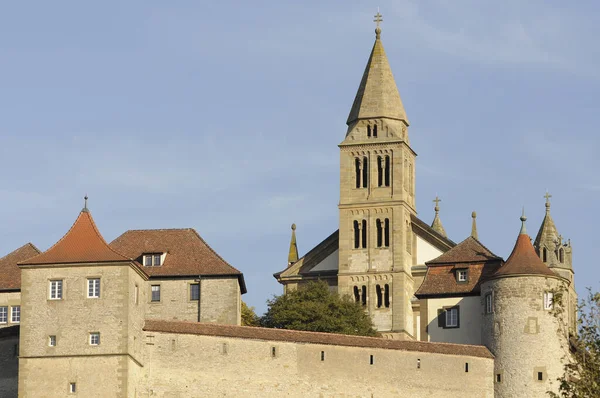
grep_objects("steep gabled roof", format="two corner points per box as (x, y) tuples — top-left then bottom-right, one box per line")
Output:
(20, 210), (129, 266)
(110, 228), (246, 293)
(346, 29), (408, 125)
(426, 236), (501, 265)
(493, 215), (556, 278)
(0, 243), (41, 290)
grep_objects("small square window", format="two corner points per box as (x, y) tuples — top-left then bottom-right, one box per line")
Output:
(89, 332), (100, 346)
(0, 306), (7, 323)
(87, 278), (100, 298)
(50, 280), (63, 300)
(151, 285), (161, 302)
(11, 306), (20, 323)
(456, 269), (468, 283)
(49, 335), (57, 347)
(190, 283), (200, 301)
(69, 382), (76, 393)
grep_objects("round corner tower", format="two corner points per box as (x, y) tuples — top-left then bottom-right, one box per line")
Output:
(481, 213), (571, 398)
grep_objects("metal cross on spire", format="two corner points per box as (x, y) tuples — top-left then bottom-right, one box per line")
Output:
(374, 10), (383, 38)
(433, 195), (441, 212)
(544, 191), (552, 203)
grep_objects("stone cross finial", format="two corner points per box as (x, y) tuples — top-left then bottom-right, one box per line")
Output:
(374, 11), (383, 39)
(544, 191), (552, 212)
(433, 196), (441, 212)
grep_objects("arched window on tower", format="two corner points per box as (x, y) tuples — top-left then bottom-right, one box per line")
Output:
(542, 247), (548, 262)
(384, 284), (390, 308)
(376, 219), (383, 248)
(559, 248), (564, 263)
(361, 285), (367, 306)
(377, 157), (384, 187)
(353, 220), (360, 249)
(373, 124), (378, 138)
(353, 286), (360, 303)
(376, 285), (382, 308)
(406, 223), (412, 254)
(384, 218), (390, 247)
(362, 157), (368, 188)
(384, 156), (390, 187)
(361, 219), (367, 249)
(355, 158), (361, 188)
(367, 125), (372, 138)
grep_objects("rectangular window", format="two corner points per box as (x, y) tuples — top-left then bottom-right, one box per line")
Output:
(190, 283), (200, 301)
(444, 307), (459, 328)
(89, 332), (100, 346)
(11, 306), (20, 323)
(49, 280), (63, 300)
(144, 254), (162, 266)
(69, 383), (76, 393)
(544, 292), (554, 310)
(457, 269), (468, 283)
(370, 354), (374, 365)
(151, 285), (161, 302)
(144, 255), (152, 266)
(0, 307), (7, 323)
(496, 374), (502, 383)
(537, 372), (544, 381)
(49, 335), (57, 347)
(87, 278), (100, 298)
(134, 284), (139, 305)
(321, 351), (325, 361)
(153, 254), (161, 266)
(485, 293), (493, 314)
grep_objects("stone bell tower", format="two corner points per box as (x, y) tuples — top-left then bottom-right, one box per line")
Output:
(337, 13), (416, 339)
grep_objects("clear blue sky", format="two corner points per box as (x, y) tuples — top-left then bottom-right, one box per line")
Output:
(1, 1), (598, 314)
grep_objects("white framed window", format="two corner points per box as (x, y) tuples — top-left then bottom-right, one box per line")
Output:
(190, 283), (199, 301)
(445, 307), (459, 328)
(87, 278), (100, 298)
(151, 285), (161, 302)
(143, 253), (163, 266)
(11, 306), (20, 323)
(456, 269), (468, 283)
(0, 307), (7, 323)
(49, 335), (57, 347)
(69, 382), (76, 393)
(89, 332), (100, 346)
(49, 280), (63, 300)
(544, 292), (554, 310)
(485, 293), (493, 314)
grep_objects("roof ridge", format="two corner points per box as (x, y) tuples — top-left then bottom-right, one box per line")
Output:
(0, 242), (40, 262)
(189, 228), (242, 274)
(470, 236), (502, 259)
(120, 228), (195, 233)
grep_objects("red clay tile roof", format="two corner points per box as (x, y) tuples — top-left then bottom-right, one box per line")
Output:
(415, 261), (501, 298)
(143, 320), (493, 359)
(0, 243), (41, 290)
(493, 233), (556, 278)
(20, 210), (130, 265)
(110, 229), (245, 292)
(426, 236), (501, 265)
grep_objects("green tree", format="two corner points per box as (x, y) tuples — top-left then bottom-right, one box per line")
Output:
(549, 289), (600, 397)
(241, 301), (260, 327)
(260, 280), (378, 337)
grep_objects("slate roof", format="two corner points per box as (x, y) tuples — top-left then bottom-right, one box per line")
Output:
(426, 236), (501, 265)
(144, 320), (493, 359)
(110, 229), (246, 293)
(20, 210), (129, 266)
(0, 243), (40, 290)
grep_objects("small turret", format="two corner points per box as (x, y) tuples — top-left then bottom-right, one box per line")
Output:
(534, 192), (572, 270)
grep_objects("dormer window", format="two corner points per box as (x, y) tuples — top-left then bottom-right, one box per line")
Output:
(144, 253), (164, 267)
(456, 269), (468, 283)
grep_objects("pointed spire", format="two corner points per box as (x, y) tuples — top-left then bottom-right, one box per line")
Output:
(346, 12), (408, 126)
(430, 196), (447, 237)
(471, 211), (478, 240)
(494, 212), (556, 278)
(534, 192), (571, 269)
(288, 223), (299, 266)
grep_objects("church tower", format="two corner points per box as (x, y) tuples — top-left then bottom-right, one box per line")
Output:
(338, 14), (416, 339)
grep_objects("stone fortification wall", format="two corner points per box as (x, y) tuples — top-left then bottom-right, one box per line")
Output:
(141, 320), (494, 398)
(482, 276), (568, 398)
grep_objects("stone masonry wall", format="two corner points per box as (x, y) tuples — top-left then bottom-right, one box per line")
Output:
(140, 331), (494, 398)
(482, 276), (568, 398)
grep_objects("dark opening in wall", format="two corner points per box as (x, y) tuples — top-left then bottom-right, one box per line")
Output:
(538, 372), (543, 381)
(417, 359), (421, 369)
(321, 351), (325, 361)
(465, 363), (469, 372)
(361, 285), (367, 306)
(496, 374), (502, 383)
(271, 346), (277, 358)
(370, 355), (374, 365)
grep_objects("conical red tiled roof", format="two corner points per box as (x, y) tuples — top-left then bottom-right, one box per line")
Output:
(493, 214), (556, 278)
(20, 209), (130, 266)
